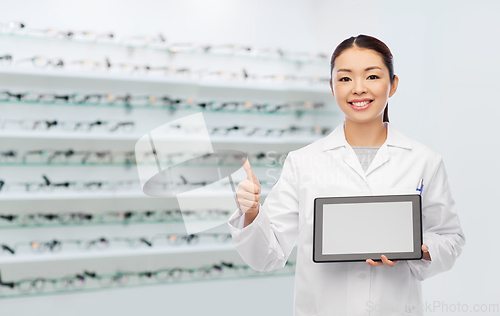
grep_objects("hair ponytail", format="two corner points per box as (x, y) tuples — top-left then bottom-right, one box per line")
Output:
(383, 104), (389, 123)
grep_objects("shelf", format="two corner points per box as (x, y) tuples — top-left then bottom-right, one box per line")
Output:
(0, 238), (298, 298)
(0, 189), (271, 201)
(0, 68), (332, 93)
(0, 264), (295, 299)
(0, 191), (148, 201)
(0, 243), (237, 264)
(0, 131), (325, 144)
(0, 27), (307, 304)
(0, 31), (328, 66)
(0, 131), (141, 141)
(0, 216), (226, 230)
(0, 162), (283, 168)
(0, 100), (337, 117)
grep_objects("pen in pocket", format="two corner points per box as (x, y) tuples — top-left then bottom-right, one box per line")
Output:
(416, 179), (424, 195)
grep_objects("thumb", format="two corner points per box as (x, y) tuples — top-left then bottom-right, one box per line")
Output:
(241, 158), (257, 183)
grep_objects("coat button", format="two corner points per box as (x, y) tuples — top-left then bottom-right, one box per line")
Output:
(358, 272), (366, 280)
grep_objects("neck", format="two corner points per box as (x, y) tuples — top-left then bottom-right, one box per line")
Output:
(344, 118), (387, 147)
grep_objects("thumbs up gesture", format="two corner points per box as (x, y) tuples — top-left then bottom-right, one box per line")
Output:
(236, 158), (261, 215)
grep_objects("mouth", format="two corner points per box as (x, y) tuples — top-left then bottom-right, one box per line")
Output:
(348, 99), (373, 111)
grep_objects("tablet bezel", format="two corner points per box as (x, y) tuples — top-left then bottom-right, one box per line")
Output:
(313, 194), (423, 263)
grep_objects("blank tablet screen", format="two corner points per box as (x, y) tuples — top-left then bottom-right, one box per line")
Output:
(313, 194), (422, 262)
(322, 201), (414, 255)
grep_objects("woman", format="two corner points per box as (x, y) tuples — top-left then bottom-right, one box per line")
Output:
(228, 34), (465, 316)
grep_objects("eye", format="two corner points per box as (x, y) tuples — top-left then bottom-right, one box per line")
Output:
(367, 75), (379, 80)
(339, 77), (351, 82)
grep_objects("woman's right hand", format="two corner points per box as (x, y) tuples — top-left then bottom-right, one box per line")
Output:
(236, 158), (261, 216)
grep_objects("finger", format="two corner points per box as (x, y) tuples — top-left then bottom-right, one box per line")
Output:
(237, 199), (260, 213)
(236, 190), (260, 202)
(366, 259), (383, 266)
(241, 158), (258, 184)
(238, 178), (260, 194)
(422, 244), (431, 260)
(381, 255), (393, 266)
(422, 244), (429, 252)
(381, 255), (398, 267)
(236, 197), (258, 208)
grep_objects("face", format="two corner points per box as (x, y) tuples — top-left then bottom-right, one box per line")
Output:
(329, 47), (398, 124)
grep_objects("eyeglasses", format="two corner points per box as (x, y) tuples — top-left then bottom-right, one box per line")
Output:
(120, 33), (167, 47)
(150, 232), (232, 246)
(0, 118), (135, 133)
(202, 44), (252, 54)
(11, 149), (133, 165)
(0, 90), (70, 102)
(175, 174), (274, 191)
(2, 233), (232, 255)
(168, 43), (328, 63)
(198, 100), (319, 113)
(245, 124), (331, 137)
(16, 56), (64, 68)
(0, 169), (278, 194)
(136, 149), (288, 167)
(2, 22), (114, 42)
(0, 270), (97, 293)
(0, 91), (116, 104)
(0, 21), (25, 32)
(0, 261), (296, 295)
(99, 208), (231, 223)
(82, 150), (135, 164)
(0, 175), (140, 193)
(0, 173), (267, 194)
(70, 58), (112, 71)
(148, 122), (330, 138)
(1, 245), (15, 254)
(206, 124), (331, 138)
(0, 208), (231, 228)
(0, 89), (326, 114)
(0, 212), (92, 226)
(0, 21), (326, 63)
(216, 151), (289, 166)
(4, 241), (64, 256)
(71, 92), (118, 104)
(13, 56), (110, 70)
(0, 54), (12, 65)
(48, 30), (114, 42)
(0, 119), (59, 130)
(5, 54), (330, 83)
(21, 149), (86, 164)
(0, 150), (17, 162)
(122, 94), (187, 107)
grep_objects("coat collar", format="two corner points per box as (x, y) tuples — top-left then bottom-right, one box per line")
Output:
(322, 120), (413, 180)
(322, 120), (412, 152)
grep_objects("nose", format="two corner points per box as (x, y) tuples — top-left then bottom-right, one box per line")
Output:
(352, 79), (367, 95)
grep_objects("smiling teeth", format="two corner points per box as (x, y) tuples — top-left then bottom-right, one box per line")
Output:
(352, 101), (371, 106)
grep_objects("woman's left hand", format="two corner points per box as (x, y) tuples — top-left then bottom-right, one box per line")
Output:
(366, 244), (430, 267)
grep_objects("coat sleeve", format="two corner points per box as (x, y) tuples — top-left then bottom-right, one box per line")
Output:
(227, 152), (300, 272)
(407, 156), (466, 281)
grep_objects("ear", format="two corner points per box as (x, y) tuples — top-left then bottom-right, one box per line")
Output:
(329, 78), (335, 97)
(389, 74), (399, 97)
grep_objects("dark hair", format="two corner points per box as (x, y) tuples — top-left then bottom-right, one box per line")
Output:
(329, 34), (395, 123)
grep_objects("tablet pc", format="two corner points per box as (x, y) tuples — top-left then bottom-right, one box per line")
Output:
(313, 194), (422, 263)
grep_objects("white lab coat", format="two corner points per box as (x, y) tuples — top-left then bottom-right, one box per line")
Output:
(227, 120), (466, 316)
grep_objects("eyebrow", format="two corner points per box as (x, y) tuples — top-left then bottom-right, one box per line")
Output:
(337, 66), (383, 72)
